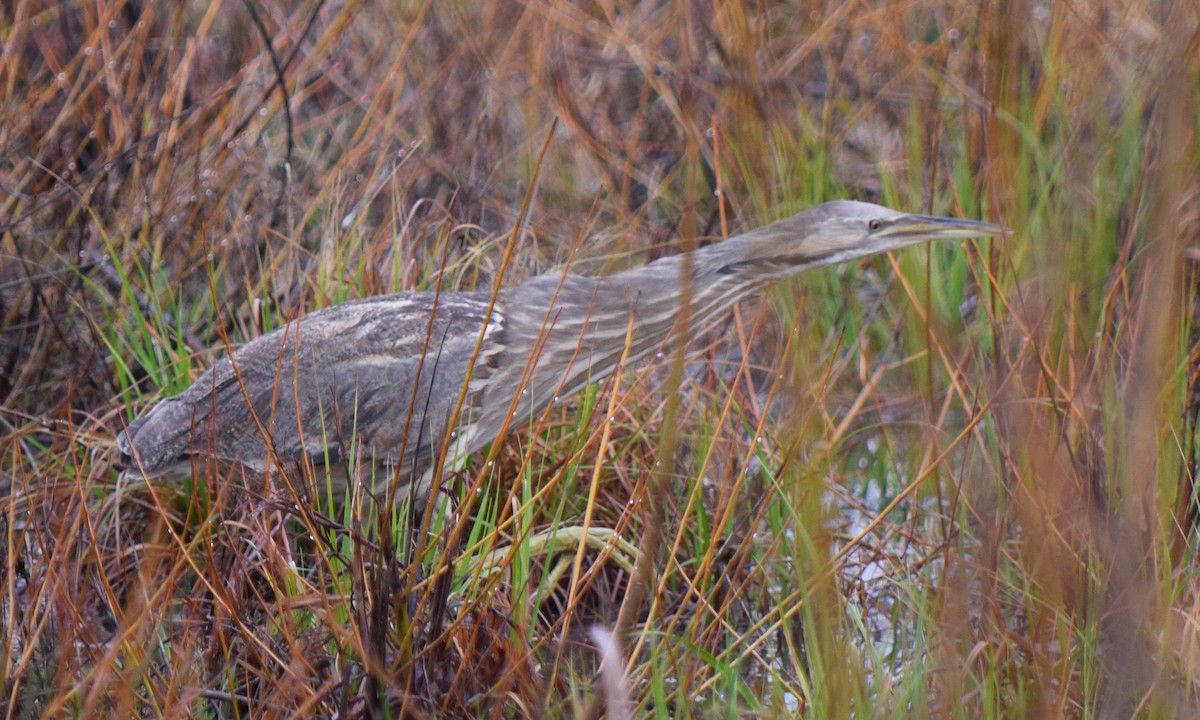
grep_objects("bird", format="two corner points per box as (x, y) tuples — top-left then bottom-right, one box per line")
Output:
(116, 200), (1004, 500)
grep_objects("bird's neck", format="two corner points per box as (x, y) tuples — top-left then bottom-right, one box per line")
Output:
(608, 232), (801, 322)
(487, 236), (797, 434)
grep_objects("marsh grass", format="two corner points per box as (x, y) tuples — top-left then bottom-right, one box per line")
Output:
(2, 1), (1198, 717)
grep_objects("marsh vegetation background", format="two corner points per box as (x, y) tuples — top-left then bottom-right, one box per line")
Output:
(1, 0), (1198, 717)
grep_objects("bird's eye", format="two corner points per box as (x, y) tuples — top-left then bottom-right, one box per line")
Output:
(868, 219), (882, 232)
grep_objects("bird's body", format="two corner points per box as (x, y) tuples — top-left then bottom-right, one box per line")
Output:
(117, 201), (1003, 497)
(119, 292), (497, 492)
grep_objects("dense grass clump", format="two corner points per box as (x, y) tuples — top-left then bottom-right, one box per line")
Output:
(2, 1), (1198, 717)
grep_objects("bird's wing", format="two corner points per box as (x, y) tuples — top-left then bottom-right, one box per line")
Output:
(117, 291), (497, 481)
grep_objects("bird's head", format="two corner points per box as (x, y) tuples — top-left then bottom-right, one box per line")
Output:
(712, 200), (1006, 280)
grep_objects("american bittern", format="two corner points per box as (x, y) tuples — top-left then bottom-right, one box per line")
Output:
(116, 200), (1003, 497)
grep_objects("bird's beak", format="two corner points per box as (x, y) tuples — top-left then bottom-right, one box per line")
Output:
(884, 214), (1008, 242)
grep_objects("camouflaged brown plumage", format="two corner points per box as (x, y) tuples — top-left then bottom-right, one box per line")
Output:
(116, 201), (1004, 499)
